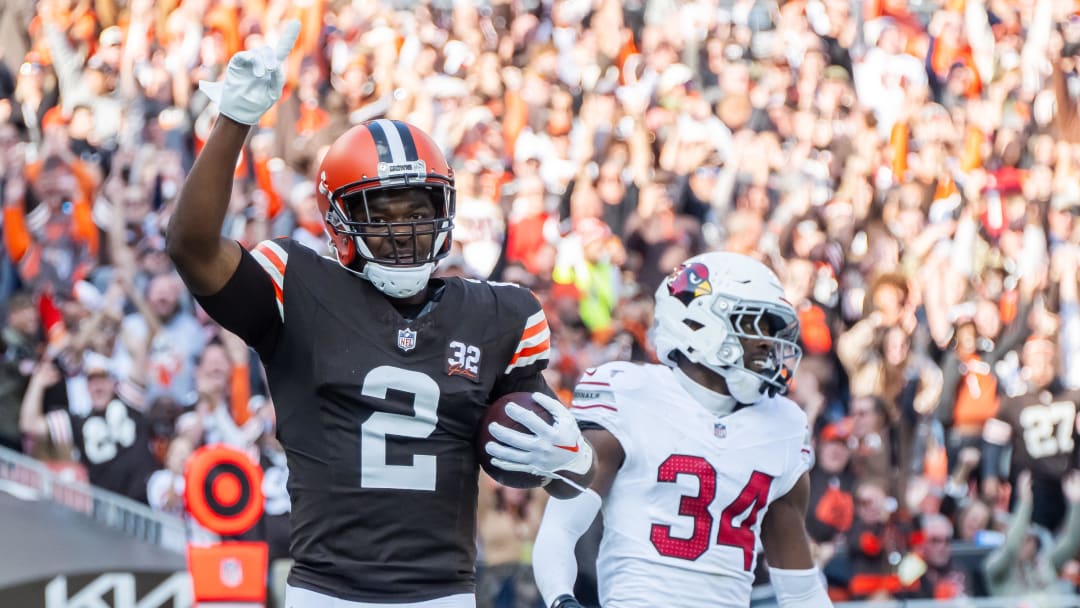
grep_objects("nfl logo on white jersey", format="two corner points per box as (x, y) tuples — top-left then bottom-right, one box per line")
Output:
(714, 421), (726, 438)
(397, 328), (417, 352)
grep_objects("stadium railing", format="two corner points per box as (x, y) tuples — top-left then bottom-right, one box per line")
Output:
(0, 445), (216, 553)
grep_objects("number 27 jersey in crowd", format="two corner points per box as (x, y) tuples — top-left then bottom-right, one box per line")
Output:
(983, 387), (1080, 480)
(571, 362), (812, 608)
(196, 237), (552, 602)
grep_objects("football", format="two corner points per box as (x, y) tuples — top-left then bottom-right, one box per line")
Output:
(475, 392), (553, 489)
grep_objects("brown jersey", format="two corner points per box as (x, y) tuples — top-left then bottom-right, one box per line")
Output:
(984, 387), (1080, 480)
(46, 399), (157, 502)
(195, 237), (552, 602)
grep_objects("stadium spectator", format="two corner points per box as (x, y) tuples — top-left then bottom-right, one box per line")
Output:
(842, 478), (912, 600)
(18, 351), (157, 502)
(983, 332), (1080, 531)
(901, 513), (974, 600)
(0, 292), (40, 451)
(983, 471), (1080, 598)
(806, 418), (856, 563)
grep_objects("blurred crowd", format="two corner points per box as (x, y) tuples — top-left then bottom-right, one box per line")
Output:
(6, 0), (1080, 604)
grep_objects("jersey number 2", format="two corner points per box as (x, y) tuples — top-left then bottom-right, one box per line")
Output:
(649, 455), (773, 569)
(360, 366), (440, 491)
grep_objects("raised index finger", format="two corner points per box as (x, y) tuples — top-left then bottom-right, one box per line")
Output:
(275, 19), (301, 62)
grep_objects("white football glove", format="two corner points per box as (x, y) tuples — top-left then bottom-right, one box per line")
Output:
(486, 392), (593, 479)
(199, 20), (300, 125)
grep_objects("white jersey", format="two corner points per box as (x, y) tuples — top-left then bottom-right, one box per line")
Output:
(572, 362), (812, 608)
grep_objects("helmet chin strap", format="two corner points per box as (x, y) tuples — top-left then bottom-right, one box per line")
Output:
(360, 261), (433, 298)
(326, 237), (434, 299)
(672, 367), (740, 417)
(716, 366), (768, 404)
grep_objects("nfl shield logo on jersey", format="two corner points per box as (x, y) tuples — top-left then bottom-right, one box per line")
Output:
(714, 421), (727, 439)
(397, 328), (417, 352)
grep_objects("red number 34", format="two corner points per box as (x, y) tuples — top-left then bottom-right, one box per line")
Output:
(649, 455), (773, 570)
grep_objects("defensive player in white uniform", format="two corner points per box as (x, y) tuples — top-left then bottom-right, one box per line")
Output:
(530, 252), (832, 608)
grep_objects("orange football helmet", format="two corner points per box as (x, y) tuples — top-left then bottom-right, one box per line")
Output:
(316, 119), (455, 296)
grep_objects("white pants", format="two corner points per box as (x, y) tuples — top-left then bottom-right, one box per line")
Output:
(284, 585), (476, 608)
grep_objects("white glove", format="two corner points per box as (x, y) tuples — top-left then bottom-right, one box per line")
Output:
(486, 392), (593, 479)
(199, 20), (300, 125)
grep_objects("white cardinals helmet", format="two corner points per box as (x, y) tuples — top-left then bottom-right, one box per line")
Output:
(651, 252), (802, 403)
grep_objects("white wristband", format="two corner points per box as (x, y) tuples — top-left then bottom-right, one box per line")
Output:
(769, 567), (832, 608)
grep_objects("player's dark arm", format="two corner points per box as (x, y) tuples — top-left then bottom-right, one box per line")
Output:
(165, 118), (283, 356)
(582, 427), (624, 498)
(168, 20), (299, 294)
(762, 472), (815, 570)
(165, 118), (249, 296)
(761, 472), (833, 607)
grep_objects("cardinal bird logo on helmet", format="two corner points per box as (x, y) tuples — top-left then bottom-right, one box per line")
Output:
(667, 262), (712, 305)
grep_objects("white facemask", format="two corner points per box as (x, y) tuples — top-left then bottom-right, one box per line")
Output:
(717, 365), (767, 404)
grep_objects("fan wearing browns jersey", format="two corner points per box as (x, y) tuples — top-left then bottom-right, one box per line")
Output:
(166, 22), (594, 608)
(983, 335), (1080, 530)
(19, 353), (157, 503)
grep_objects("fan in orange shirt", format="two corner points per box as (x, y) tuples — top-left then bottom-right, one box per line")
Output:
(3, 153), (100, 294)
(927, 10), (982, 99)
